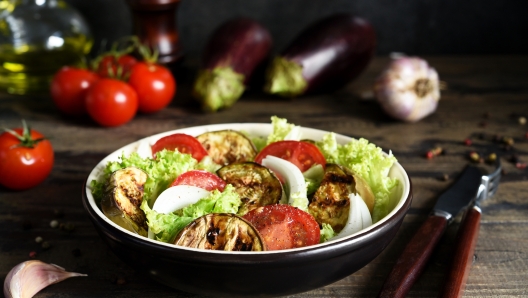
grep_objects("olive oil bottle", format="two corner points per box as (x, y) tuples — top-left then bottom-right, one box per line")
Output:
(0, 0), (93, 95)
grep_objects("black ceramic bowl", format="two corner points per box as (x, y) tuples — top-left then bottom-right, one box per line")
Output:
(82, 123), (412, 297)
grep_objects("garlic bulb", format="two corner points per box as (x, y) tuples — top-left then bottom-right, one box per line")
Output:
(4, 260), (87, 298)
(374, 56), (441, 122)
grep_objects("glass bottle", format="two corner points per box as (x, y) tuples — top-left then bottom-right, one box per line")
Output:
(0, 0), (93, 95)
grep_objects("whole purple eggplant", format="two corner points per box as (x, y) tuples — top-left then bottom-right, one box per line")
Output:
(193, 17), (272, 112)
(265, 14), (376, 97)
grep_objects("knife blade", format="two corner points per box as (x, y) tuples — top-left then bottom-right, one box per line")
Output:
(377, 165), (482, 298)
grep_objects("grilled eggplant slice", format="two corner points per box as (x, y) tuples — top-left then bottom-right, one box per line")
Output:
(174, 213), (266, 251)
(308, 163), (375, 232)
(217, 162), (282, 215)
(100, 167), (148, 236)
(196, 130), (257, 165)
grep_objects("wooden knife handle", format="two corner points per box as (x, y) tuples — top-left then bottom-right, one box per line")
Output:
(378, 215), (448, 298)
(439, 206), (481, 298)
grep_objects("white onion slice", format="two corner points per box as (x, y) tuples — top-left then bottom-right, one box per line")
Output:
(147, 185), (210, 239)
(261, 155), (308, 211)
(135, 139), (153, 159)
(333, 193), (372, 240)
(284, 126), (302, 141)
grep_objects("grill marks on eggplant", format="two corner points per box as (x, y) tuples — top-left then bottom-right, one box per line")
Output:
(308, 164), (358, 232)
(174, 213), (266, 251)
(101, 167), (148, 236)
(196, 130), (257, 165)
(217, 162), (282, 215)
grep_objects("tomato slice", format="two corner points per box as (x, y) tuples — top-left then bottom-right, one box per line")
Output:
(243, 204), (320, 250)
(254, 140), (326, 172)
(151, 133), (209, 161)
(170, 170), (226, 192)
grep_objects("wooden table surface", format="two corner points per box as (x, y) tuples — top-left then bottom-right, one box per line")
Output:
(1, 56), (527, 297)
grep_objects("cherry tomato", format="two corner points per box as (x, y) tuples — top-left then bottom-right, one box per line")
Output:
(254, 140), (326, 172)
(128, 62), (176, 113)
(170, 170), (226, 192)
(85, 78), (138, 127)
(151, 133), (208, 161)
(96, 54), (138, 78)
(50, 67), (99, 116)
(0, 123), (54, 190)
(243, 204), (320, 250)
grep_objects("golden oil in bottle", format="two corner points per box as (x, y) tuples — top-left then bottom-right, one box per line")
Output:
(0, 35), (93, 95)
(0, 0), (93, 95)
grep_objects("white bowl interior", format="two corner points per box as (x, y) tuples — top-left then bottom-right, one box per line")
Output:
(85, 123), (411, 254)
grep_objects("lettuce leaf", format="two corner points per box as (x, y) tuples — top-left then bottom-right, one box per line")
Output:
(266, 116), (302, 144)
(91, 149), (199, 206)
(143, 184), (241, 243)
(317, 133), (398, 223)
(320, 223), (335, 243)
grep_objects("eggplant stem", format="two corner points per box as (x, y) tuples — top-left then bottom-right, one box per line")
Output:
(192, 67), (245, 112)
(264, 57), (307, 98)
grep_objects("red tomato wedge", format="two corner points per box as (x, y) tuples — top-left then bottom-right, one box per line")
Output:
(170, 170), (226, 192)
(243, 204), (320, 250)
(151, 133), (208, 161)
(254, 140), (326, 172)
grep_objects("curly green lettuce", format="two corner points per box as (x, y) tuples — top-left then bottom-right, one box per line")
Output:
(91, 149), (207, 206)
(142, 184), (241, 243)
(266, 115), (301, 144)
(317, 133), (399, 223)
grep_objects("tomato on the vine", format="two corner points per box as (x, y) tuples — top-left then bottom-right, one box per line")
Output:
(50, 67), (99, 116)
(85, 78), (138, 127)
(128, 62), (176, 113)
(0, 121), (54, 190)
(96, 54), (138, 78)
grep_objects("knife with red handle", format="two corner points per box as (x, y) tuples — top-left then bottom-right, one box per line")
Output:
(439, 206), (481, 298)
(439, 160), (501, 298)
(377, 166), (483, 298)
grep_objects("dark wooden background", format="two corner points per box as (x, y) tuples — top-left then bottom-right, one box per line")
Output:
(1, 56), (528, 297)
(66, 0), (528, 58)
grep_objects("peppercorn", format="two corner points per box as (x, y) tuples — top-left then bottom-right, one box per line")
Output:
(35, 236), (43, 243)
(61, 222), (75, 232)
(464, 138), (472, 146)
(50, 220), (59, 228)
(469, 152), (480, 163)
(438, 173), (449, 181)
(519, 116), (526, 125)
(516, 162), (527, 169)
(41, 241), (51, 250)
(487, 153), (497, 163)
(503, 137), (514, 146)
(29, 251), (37, 258)
(425, 151), (434, 159)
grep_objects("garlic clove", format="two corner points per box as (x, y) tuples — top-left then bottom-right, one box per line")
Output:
(374, 56), (441, 122)
(4, 260), (87, 298)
